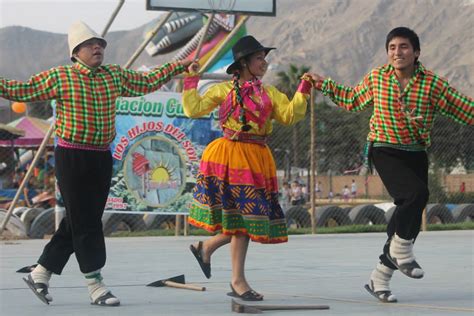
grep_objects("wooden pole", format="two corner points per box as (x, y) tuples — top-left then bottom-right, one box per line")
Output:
(310, 89), (316, 234)
(100, 0), (125, 37)
(0, 124), (54, 234)
(175, 214), (182, 236)
(183, 215), (188, 236)
(193, 13), (215, 63)
(124, 12), (173, 69)
(421, 208), (427, 231)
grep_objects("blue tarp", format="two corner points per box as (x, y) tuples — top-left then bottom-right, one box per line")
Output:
(0, 188), (37, 201)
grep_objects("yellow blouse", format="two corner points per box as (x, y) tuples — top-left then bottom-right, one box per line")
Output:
(182, 81), (309, 136)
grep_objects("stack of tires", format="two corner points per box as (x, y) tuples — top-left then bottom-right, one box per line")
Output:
(2, 202), (472, 238)
(285, 205), (352, 228)
(284, 203), (473, 228)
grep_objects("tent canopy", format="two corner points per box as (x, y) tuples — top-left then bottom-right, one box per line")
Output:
(0, 123), (25, 141)
(0, 117), (53, 147)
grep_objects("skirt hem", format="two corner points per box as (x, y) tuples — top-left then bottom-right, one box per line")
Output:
(188, 217), (288, 244)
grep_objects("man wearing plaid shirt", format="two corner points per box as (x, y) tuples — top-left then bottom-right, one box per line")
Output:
(0, 21), (191, 306)
(313, 27), (473, 303)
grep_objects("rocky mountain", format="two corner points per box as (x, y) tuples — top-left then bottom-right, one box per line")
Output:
(0, 0), (472, 109)
(251, 0), (473, 95)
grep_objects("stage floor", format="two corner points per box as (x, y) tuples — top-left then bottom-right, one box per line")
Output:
(1, 231), (473, 315)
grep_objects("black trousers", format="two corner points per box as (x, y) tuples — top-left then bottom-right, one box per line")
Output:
(371, 147), (429, 269)
(38, 146), (112, 274)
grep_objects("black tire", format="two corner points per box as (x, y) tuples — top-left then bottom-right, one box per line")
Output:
(20, 208), (45, 235)
(145, 214), (176, 230)
(425, 204), (455, 224)
(349, 204), (386, 225)
(13, 206), (29, 218)
(385, 206), (397, 223)
(342, 207), (352, 216)
(0, 210), (27, 238)
(102, 213), (147, 236)
(29, 208), (55, 239)
(285, 206), (311, 228)
(451, 204), (474, 222)
(316, 206), (352, 227)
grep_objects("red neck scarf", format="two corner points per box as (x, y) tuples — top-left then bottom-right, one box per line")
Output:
(219, 78), (272, 129)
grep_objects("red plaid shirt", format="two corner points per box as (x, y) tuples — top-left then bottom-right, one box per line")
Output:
(315, 63), (473, 147)
(0, 61), (185, 146)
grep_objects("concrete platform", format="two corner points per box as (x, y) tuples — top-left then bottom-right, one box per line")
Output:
(1, 231), (473, 315)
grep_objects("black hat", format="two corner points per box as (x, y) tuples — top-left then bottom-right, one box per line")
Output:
(226, 35), (275, 74)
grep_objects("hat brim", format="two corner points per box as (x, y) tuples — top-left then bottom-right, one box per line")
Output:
(225, 47), (275, 74)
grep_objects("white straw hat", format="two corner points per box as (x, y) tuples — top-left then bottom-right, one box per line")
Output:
(68, 21), (107, 61)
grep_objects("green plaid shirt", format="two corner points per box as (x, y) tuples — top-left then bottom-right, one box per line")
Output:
(0, 61), (185, 146)
(315, 62), (473, 147)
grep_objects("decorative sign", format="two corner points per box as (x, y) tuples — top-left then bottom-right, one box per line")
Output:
(107, 92), (221, 214)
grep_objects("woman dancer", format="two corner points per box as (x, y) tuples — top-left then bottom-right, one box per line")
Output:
(182, 35), (314, 301)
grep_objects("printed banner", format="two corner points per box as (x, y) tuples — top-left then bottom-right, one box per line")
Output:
(107, 92), (220, 214)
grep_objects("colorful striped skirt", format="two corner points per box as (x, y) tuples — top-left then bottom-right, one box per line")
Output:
(188, 137), (288, 243)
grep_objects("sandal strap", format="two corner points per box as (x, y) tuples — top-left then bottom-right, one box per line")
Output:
(28, 275), (49, 294)
(375, 290), (392, 297)
(93, 292), (116, 305)
(365, 283), (397, 303)
(240, 290), (263, 300)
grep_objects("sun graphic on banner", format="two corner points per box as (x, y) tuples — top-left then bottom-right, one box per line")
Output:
(151, 162), (175, 183)
(124, 135), (186, 208)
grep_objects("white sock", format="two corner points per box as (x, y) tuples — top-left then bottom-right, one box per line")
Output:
(30, 264), (53, 301)
(390, 234), (424, 278)
(84, 270), (119, 305)
(370, 263), (394, 292)
(31, 264), (52, 286)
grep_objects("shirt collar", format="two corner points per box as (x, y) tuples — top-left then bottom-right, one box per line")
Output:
(415, 62), (426, 75)
(73, 60), (104, 76)
(383, 61), (425, 76)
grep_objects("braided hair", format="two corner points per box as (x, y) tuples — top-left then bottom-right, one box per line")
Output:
(231, 70), (251, 132)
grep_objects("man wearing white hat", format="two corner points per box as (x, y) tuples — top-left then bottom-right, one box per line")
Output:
(0, 21), (191, 306)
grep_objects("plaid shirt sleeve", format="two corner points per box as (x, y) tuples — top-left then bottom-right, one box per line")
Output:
(0, 68), (58, 102)
(435, 82), (474, 125)
(316, 73), (373, 112)
(119, 62), (185, 97)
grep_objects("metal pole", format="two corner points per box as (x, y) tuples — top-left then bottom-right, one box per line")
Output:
(193, 13), (215, 63)
(200, 15), (250, 73)
(183, 215), (188, 236)
(310, 89), (316, 234)
(175, 214), (182, 236)
(0, 124), (54, 234)
(421, 208), (427, 231)
(101, 0), (125, 37)
(124, 12), (173, 69)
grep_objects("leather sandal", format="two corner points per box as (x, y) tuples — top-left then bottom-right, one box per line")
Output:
(386, 253), (424, 279)
(364, 281), (397, 303)
(189, 241), (211, 279)
(91, 292), (120, 307)
(23, 274), (52, 305)
(227, 283), (263, 301)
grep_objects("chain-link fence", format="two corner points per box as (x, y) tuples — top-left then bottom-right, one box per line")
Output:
(1, 73), (473, 239)
(268, 65), (473, 229)
(270, 100), (474, 228)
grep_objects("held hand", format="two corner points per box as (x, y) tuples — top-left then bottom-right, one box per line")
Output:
(300, 72), (315, 84)
(310, 73), (325, 86)
(188, 61), (200, 74)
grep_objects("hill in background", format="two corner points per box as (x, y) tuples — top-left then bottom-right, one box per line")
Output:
(0, 0), (472, 118)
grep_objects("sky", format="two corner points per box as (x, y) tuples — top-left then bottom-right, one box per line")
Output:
(0, 0), (163, 34)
